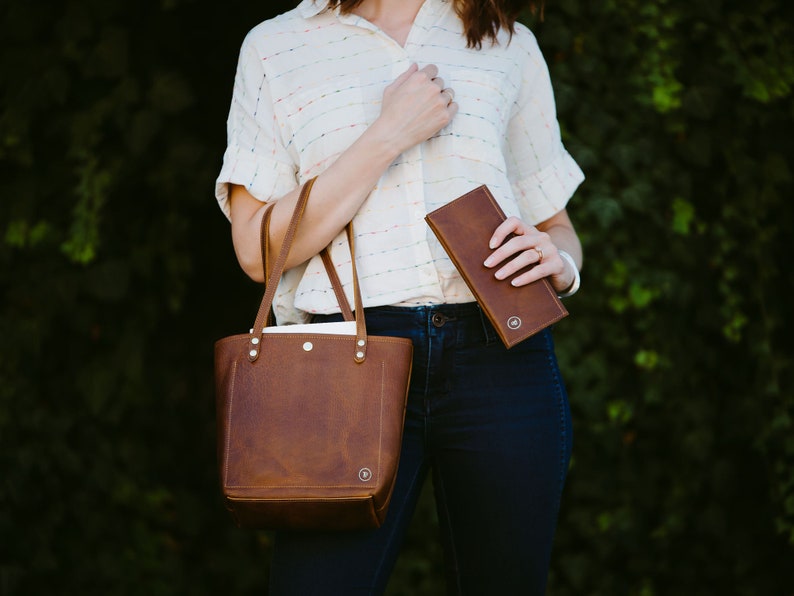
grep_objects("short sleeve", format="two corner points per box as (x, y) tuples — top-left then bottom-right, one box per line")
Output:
(214, 35), (298, 220)
(503, 29), (584, 224)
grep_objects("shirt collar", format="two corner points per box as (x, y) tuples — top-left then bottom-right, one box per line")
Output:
(298, 0), (449, 20)
(298, 0), (331, 19)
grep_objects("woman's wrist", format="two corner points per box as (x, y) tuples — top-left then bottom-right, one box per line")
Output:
(364, 118), (411, 164)
(556, 250), (580, 298)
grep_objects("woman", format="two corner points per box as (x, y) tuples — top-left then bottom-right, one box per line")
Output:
(215, 0), (584, 593)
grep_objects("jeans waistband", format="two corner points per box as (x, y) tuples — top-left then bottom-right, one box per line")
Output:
(363, 302), (481, 317)
(313, 302), (500, 345)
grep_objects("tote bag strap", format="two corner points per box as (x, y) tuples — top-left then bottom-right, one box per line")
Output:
(260, 197), (354, 322)
(322, 225), (368, 362)
(320, 249), (354, 321)
(258, 201), (277, 328)
(248, 177), (368, 363)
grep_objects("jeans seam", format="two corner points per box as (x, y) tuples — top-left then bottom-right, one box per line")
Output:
(542, 330), (570, 506)
(477, 305), (497, 345)
(371, 460), (426, 591)
(432, 465), (462, 596)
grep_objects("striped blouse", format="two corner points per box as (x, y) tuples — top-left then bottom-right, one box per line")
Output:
(215, 0), (584, 324)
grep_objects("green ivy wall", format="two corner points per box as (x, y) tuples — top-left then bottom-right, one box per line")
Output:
(1, 0), (792, 594)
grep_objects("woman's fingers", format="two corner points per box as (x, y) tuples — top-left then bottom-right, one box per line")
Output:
(483, 217), (568, 286)
(418, 63), (439, 81)
(389, 64), (450, 108)
(487, 216), (522, 250)
(485, 217), (536, 259)
(389, 63), (419, 88)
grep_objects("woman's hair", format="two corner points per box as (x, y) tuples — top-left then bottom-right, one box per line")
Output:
(323, 1), (544, 49)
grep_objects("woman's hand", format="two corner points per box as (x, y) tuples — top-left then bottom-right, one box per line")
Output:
(483, 213), (580, 294)
(374, 63), (458, 154)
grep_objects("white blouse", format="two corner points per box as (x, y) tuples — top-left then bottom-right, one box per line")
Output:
(216, 0), (584, 324)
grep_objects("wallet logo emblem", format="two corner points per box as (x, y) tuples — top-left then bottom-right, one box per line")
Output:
(507, 316), (522, 330)
(358, 468), (373, 482)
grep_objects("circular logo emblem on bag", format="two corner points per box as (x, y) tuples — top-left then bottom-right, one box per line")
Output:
(358, 468), (372, 482)
(507, 316), (522, 330)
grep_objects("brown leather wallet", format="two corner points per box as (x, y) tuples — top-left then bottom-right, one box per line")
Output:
(425, 185), (568, 348)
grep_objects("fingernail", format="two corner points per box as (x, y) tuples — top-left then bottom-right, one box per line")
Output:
(489, 240), (497, 249)
(483, 258), (492, 267)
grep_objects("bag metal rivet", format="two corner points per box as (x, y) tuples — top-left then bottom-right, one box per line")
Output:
(251, 337), (260, 345)
(357, 339), (366, 347)
(303, 342), (313, 351)
(356, 351), (364, 359)
(249, 350), (258, 358)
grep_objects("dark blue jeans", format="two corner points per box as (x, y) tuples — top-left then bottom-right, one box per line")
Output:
(269, 303), (572, 595)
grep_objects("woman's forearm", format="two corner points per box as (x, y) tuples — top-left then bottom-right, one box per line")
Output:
(229, 63), (458, 281)
(229, 122), (403, 281)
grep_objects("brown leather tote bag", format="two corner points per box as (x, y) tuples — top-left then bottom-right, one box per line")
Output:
(214, 177), (413, 530)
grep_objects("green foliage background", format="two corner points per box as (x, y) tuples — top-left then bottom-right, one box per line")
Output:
(1, 0), (792, 594)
